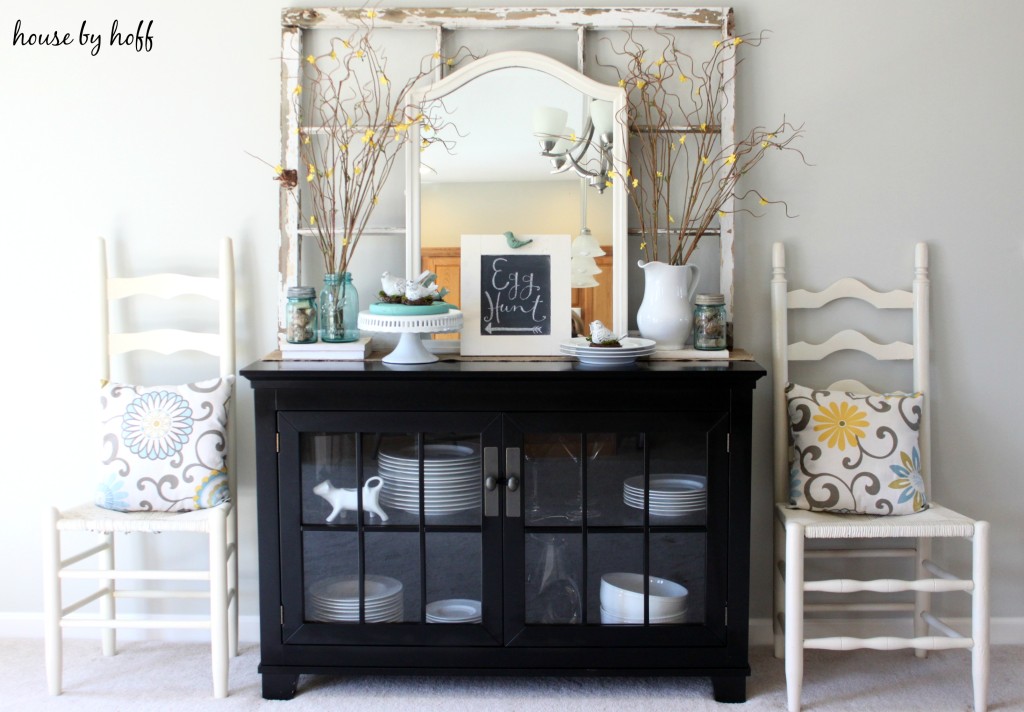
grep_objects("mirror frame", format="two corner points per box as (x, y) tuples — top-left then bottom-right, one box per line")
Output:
(406, 51), (628, 335)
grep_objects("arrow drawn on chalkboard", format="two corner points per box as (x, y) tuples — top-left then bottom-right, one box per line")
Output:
(484, 323), (544, 334)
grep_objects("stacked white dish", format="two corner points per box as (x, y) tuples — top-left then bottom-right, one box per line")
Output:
(378, 443), (480, 516)
(623, 474), (707, 517)
(308, 574), (404, 623)
(426, 598), (482, 624)
(559, 337), (656, 366)
(599, 572), (688, 624)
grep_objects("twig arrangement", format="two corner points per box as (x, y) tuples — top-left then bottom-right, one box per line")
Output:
(599, 28), (807, 265)
(277, 12), (471, 276)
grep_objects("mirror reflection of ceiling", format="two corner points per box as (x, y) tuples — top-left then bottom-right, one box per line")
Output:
(420, 66), (586, 184)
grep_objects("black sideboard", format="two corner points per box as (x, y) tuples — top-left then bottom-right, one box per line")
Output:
(242, 358), (765, 701)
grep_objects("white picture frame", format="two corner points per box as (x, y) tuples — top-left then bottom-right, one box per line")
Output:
(460, 234), (571, 356)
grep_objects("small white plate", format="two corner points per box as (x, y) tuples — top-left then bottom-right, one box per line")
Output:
(379, 458), (480, 469)
(623, 493), (705, 506)
(311, 600), (403, 615)
(379, 467), (479, 480)
(380, 501), (479, 515)
(426, 599), (481, 622)
(560, 337), (657, 353)
(309, 574), (402, 603)
(624, 485), (706, 498)
(379, 444), (479, 464)
(382, 487), (478, 497)
(569, 352), (649, 366)
(382, 471), (478, 483)
(381, 494), (479, 506)
(624, 475), (706, 494)
(310, 607), (404, 623)
(560, 338), (656, 366)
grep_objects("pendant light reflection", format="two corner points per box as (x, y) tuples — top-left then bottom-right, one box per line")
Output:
(533, 99), (615, 193)
(570, 181), (606, 289)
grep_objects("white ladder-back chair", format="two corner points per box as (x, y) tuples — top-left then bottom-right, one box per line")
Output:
(43, 237), (239, 698)
(770, 242), (989, 712)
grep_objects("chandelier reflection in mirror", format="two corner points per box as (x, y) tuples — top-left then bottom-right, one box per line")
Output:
(570, 186), (605, 288)
(533, 99), (614, 193)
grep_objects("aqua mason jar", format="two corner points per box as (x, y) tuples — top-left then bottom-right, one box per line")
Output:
(320, 272), (360, 343)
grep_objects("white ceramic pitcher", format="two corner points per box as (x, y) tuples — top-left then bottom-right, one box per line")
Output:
(635, 260), (701, 350)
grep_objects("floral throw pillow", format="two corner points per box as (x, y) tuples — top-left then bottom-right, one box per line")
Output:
(786, 383), (928, 515)
(97, 377), (233, 512)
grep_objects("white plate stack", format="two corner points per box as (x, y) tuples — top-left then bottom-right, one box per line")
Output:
(378, 444), (481, 516)
(623, 474), (707, 517)
(559, 337), (657, 366)
(308, 574), (404, 623)
(426, 598), (482, 624)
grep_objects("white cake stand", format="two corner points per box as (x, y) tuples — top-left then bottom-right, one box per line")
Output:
(357, 310), (463, 364)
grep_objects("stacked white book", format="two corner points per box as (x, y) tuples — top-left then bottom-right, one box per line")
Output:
(279, 336), (372, 361)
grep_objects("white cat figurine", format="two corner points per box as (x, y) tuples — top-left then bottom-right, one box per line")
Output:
(313, 476), (389, 523)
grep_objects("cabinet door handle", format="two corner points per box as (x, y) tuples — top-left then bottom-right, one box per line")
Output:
(483, 447), (499, 518)
(505, 447), (521, 518)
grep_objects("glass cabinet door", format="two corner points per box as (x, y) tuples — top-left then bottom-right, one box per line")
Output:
(504, 411), (729, 646)
(277, 412), (502, 646)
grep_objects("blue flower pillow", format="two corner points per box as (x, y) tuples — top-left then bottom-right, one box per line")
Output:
(97, 377), (233, 512)
(786, 383), (928, 516)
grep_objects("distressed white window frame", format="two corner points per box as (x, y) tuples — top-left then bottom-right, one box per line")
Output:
(277, 6), (736, 340)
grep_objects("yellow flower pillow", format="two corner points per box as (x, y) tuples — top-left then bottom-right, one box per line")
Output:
(786, 383), (928, 515)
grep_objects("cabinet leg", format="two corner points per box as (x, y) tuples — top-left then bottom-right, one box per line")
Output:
(712, 676), (746, 703)
(262, 673), (299, 700)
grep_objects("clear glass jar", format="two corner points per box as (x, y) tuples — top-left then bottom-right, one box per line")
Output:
(525, 533), (581, 624)
(320, 272), (360, 343)
(692, 293), (727, 351)
(285, 286), (317, 344)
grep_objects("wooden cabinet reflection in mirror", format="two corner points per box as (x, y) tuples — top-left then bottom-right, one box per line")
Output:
(421, 247), (612, 341)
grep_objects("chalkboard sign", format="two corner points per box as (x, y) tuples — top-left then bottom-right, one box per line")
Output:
(479, 254), (551, 336)
(460, 234), (571, 356)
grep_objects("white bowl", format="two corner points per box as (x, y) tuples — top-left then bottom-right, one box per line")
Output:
(600, 572), (688, 619)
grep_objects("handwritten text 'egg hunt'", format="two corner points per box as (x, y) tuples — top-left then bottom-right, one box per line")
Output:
(13, 20), (154, 56)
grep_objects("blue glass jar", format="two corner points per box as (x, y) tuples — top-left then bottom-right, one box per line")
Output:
(320, 272), (360, 342)
(692, 293), (727, 351)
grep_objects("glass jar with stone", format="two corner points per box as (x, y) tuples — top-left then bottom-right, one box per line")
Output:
(692, 293), (727, 351)
(285, 287), (318, 344)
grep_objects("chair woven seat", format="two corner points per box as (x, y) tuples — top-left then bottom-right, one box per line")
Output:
(56, 501), (232, 534)
(776, 502), (976, 539)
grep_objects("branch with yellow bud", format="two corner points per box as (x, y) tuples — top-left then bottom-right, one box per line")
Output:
(267, 17), (473, 276)
(598, 27), (808, 266)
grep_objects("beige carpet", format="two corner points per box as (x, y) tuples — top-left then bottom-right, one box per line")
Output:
(2, 639), (1021, 711)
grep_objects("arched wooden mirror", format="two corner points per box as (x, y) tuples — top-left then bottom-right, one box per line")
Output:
(406, 51), (628, 336)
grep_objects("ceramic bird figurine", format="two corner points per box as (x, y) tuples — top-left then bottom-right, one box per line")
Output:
(588, 320), (621, 347)
(380, 271), (407, 298)
(504, 231), (533, 249)
(380, 269), (448, 305)
(406, 279), (439, 303)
